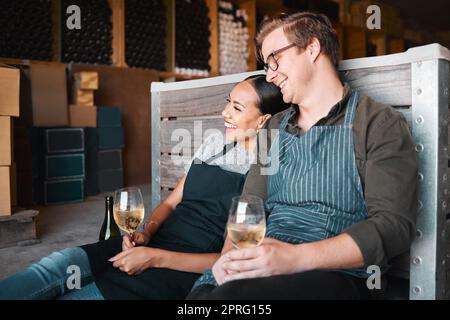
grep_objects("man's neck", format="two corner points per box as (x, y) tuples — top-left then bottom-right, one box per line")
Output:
(296, 69), (344, 131)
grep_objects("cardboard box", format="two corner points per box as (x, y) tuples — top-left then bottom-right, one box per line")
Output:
(74, 71), (98, 90)
(73, 89), (94, 107)
(0, 117), (11, 166)
(10, 162), (17, 207)
(30, 63), (68, 127)
(0, 65), (20, 117)
(0, 167), (11, 216)
(69, 105), (97, 127)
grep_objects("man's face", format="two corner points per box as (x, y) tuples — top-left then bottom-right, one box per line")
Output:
(261, 27), (311, 105)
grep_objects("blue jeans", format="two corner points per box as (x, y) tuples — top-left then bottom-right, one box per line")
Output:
(0, 247), (104, 300)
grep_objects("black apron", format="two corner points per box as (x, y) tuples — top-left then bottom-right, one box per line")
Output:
(81, 144), (246, 299)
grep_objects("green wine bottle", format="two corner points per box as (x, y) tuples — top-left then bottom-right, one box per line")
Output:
(99, 196), (121, 240)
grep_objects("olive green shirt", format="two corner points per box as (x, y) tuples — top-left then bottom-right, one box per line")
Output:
(242, 84), (418, 269)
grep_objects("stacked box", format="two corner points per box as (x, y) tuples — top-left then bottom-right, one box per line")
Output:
(84, 106), (124, 195)
(40, 128), (86, 205)
(70, 72), (98, 128)
(0, 65), (20, 216)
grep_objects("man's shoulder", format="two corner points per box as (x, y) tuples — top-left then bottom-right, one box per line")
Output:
(356, 94), (407, 129)
(266, 106), (294, 130)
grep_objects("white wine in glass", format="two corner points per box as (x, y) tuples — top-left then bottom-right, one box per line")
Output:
(113, 187), (145, 237)
(227, 195), (266, 249)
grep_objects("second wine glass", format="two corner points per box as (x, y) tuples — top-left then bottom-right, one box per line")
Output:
(227, 195), (266, 249)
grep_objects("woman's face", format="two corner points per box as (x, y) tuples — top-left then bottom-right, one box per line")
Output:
(222, 81), (263, 142)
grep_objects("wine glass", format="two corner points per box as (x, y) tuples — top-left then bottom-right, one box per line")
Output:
(113, 187), (145, 238)
(226, 195), (266, 249)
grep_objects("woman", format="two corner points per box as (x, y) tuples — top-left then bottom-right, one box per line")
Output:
(0, 75), (289, 300)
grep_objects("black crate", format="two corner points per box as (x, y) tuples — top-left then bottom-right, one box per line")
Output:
(44, 128), (85, 154)
(98, 169), (123, 193)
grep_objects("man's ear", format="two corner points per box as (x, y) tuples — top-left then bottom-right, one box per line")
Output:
(307, 38), (321, 62)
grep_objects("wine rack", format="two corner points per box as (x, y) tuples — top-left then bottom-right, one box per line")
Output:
(175, 0), (211, 76)
(0, 0), (258, 78)
(60, 0), (113, 65)
(0, 0), (53, 61)
(125, 0), (167, 70)
(218, 0), (249, 75)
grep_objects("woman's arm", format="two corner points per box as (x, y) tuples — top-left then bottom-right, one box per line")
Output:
(144, 175), (186, 237)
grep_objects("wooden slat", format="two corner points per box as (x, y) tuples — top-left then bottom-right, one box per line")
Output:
(340, 63), (411, 106)
(160, 154), (190, 188)
(160, 84), (234, 117)
(160, 117), (223, 153)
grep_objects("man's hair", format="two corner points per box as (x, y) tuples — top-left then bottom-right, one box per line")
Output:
(255, 11), (340, 69)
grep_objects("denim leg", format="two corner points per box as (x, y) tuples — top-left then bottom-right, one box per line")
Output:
(58, 282), (104, 300)
(0, 247), (95, 300)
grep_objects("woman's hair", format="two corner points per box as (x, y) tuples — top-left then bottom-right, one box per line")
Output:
(243, 74), (291, 116)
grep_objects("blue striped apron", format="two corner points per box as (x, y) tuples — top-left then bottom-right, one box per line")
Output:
(266, 90), (368, 277)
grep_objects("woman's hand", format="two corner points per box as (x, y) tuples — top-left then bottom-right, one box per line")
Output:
(121, 232), (151, 251)
(109, 247), (163, 275)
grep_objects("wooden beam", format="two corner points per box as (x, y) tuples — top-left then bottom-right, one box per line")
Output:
(109, 0), (127, 67)
(238, 0), (257, 71)
(51, 0), (61, 62)
(206, 0), (219, 76)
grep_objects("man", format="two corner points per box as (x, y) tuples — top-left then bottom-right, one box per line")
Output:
(189, 11), (418, 300)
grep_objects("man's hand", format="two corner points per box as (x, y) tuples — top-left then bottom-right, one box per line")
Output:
(221, 237), (306, 283)
(212, 254), (234, 285)
(109, 247), (163, 275)
(121, 232), (151, 251)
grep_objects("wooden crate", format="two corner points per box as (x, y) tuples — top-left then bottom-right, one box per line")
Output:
(0, 209), (39, 249)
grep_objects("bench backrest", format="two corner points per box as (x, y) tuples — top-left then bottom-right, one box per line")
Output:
(151, 43), (450, 300)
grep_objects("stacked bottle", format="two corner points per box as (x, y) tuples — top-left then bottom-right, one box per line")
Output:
(125, 0), (167, 70)
(60, 0), (113, 65)
(0, 0), (53, 61)
(218, 0), (249, 75)
(175, 0), (211, 76)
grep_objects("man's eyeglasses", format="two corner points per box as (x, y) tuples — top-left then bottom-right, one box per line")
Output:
(263, 43), (297, 72)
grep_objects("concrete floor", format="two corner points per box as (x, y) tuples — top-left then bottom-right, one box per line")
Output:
(0, 184), (151, 280)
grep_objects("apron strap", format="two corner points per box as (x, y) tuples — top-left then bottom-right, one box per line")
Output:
(204, 141), (237, 164)
(343, 91), (360, 127)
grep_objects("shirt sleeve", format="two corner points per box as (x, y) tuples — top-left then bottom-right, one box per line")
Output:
(344, 109), (418, 268)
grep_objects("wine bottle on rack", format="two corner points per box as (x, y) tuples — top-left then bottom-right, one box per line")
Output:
(99, 196), (121, 241)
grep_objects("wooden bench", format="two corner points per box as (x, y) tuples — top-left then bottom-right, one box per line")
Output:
(151, 43), (450, 300)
